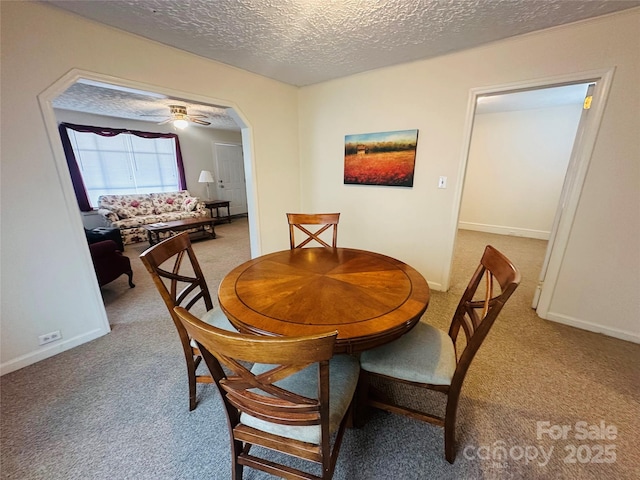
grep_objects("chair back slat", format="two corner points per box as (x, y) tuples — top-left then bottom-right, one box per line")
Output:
(219, 361), (319, 407)
(482, 272), (493, 319)
(140, 233), (214, 318)
(459, 307), (477, 341)
(139, 232), (215, 411)
(287, 213), (340, 249)
(225, 386), (319, 411)
(224, 387), (322, 426)
(449, 245), (520, 378)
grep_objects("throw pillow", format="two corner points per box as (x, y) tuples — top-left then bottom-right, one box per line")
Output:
(183, 197), (198, 212)
(114, 207), (132, 219)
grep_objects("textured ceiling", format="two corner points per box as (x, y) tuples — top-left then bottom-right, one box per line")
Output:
(47, 0), (640, 87)
(53, 81), (240, 130)
(47, 0), (639, 129)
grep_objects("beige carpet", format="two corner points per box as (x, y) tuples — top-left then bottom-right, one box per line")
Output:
(1, 221), (638, 479)
(100, 216), (252, 326)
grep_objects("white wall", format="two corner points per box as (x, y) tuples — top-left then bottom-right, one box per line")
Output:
(459, 104), (583, 239)
(54, 109), (242, 202)
(299, 9), (640, 341)
(0, 2), (299, 373)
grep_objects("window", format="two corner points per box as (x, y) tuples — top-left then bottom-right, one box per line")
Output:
(68, 130), (179, 206)
(59, 123), (186, 211)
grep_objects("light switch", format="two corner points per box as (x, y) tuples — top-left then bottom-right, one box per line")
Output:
(438, 176), (447, 189)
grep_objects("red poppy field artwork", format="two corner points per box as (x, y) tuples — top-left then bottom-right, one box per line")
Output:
(344, 129), (419, 187)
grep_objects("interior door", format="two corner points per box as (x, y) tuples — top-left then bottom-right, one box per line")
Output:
(531, 83), (596, 308)
(214, 143), (247, 216)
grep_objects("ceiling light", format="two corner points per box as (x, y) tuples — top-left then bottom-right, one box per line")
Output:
(173, 118), (189, 129)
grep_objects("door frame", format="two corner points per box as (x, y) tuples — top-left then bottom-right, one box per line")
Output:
(37, 68), (263, 335)
(445, 67), (615, 319)
(39, 69), (261, 256)
(532, 82), (595, 309)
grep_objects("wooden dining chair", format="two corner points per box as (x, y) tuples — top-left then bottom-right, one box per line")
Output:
(358, 245), (520, 463)
(287, 213), (340, 249)
(174, 305), (360, 480)
(140, 232), (234, 411)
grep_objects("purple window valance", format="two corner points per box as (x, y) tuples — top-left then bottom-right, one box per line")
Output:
(58, 122), (187, 212)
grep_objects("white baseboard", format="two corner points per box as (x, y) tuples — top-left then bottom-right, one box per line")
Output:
(544, 312), (640, 344)
(0, 328), (109, 376)
(458, 222), (550, 240)
(427, 280), (444, 292)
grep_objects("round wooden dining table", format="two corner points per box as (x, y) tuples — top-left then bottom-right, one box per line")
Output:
(218, 247), (430, 354)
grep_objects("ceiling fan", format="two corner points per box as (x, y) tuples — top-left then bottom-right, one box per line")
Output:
(146, 104), (211, 128)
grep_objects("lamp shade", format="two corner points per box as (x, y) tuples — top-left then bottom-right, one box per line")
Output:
(198, 170), (214, 183)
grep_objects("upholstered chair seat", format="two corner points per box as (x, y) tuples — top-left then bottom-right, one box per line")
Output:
(190, 308), (234, 348)
(360, 322), (456, 386)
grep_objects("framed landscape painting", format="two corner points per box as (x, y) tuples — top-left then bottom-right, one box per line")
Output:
(344, 129), (419, 187)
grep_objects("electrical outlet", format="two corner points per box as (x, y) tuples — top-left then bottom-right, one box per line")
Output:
(38, 330), (62, 346)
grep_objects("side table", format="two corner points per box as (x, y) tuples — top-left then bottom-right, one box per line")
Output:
(203, 200), (232, 224)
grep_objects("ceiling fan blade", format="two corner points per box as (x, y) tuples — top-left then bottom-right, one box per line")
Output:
(187, 114), (207, 118)
(158, 118), (172, 125)
(191, 118), (211, 125)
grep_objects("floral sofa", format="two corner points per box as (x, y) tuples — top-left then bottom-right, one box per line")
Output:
(97, 191), (207, 245)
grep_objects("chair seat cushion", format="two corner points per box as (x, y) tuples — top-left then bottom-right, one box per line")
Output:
(360, 322), (456, 386)
(240, 354), (360, 444)
(190, 308), (234, 348)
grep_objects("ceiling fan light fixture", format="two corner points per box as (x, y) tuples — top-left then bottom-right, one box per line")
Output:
(144, 104), (211, 128)
(170, 105), (189, 128)
(173, 118), (189, 129)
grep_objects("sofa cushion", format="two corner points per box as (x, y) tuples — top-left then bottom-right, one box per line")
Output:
(151, 191), (197, 214)
(155, 211), (203, 222)
(111, 215), (165, 229)
(98, 194), (155, 218)
(119, 196), (155, 217)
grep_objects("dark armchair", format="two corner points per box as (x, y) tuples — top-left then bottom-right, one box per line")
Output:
(85, 227), (124, 251)
(89, 240), (135, 288)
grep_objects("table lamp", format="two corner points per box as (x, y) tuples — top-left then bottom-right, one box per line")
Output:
(198, 170), (214, 200)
